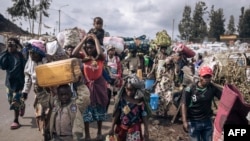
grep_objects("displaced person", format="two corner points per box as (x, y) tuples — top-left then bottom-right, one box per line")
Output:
(194, 53), (203, 72)
(173, 52), (189, 86)
(0, 37), (26, 129)
(49, 84), (83, 141)
(124, 48), (142, 74)
(106, 45), (123, 111)
(108, 74), (150, 141)
(181, 66), (222, 141)
(147, 45), (175, 117)
(21, 40), (51, 140)
(72, 34), (108, 141)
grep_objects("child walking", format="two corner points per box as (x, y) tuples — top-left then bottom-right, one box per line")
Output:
(0, 37), (26, 129)
(49, 84), (84, 141)
(109, 74), (150, 141)
(72, 33), (108, 141)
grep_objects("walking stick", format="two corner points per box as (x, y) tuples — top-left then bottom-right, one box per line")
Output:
(171, 102), (182, 123)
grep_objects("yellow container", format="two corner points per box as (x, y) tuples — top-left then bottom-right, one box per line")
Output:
(137, 69), (143, 80)
(35, 58), (82, 87)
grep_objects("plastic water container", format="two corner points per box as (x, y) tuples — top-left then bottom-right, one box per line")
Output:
(145, 79), (155, 90)
(150, 93), (159, 110)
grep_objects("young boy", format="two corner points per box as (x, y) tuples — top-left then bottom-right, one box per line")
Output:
(88, 17), (105, 46)
(0, 37), (26, 129)
(49, 84), (84, 141)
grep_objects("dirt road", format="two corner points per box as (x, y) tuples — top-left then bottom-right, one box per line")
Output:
(0, 69), (188, 141)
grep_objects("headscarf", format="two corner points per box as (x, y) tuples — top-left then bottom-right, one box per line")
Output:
(31, 41), (46, 57)
(126, 73), (144, 89)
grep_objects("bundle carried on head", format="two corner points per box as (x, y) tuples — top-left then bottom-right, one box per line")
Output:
(57, 27), (86, 48)
(155, 30), (171, 47)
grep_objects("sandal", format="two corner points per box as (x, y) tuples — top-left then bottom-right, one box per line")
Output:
(10, 122), (21, 130)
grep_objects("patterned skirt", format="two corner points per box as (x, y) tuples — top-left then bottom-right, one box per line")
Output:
(115, 122), (143, 141)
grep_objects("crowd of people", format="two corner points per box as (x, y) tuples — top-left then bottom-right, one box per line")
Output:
(0, 16), (237, 141)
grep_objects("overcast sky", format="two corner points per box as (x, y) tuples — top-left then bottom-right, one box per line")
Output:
(0, 0), (249, 39)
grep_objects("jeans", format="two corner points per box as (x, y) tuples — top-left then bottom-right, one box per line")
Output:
(188, 118), (213, 141)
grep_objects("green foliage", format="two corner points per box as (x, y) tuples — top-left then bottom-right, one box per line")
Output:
(178, 5), (192, 41)
(7, 0), (31, 19)
(227, 15), (236, 35)
(190, 1), (208, 41)
(7, 0), (51, 34)
(238, 7), (250, 38)
(208, 5), (225, 41)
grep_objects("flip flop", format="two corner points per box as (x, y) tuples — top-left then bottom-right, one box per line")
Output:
(10, 122), (21, 130)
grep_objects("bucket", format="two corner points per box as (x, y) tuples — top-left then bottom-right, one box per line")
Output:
(150, 93), (159, 110)
(145, 79), (155, 90)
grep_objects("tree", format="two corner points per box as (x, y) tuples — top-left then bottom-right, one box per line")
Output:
(178, 5), (192, 41)
(7, 0), (33, 33)
(227, 15), (236, 35)
(208, 5), (225, 41)
(238, 7), (245, 38)
(190, 1), (208, 42)
(37, 0), (51, 35)
(238, 7), (250, 38)
(7, 0), (51, 35)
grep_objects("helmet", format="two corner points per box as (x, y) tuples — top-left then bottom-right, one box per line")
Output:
(199, 66), (213, 77)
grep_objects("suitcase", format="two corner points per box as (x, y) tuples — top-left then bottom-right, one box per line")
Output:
(35, 58), (82, 87)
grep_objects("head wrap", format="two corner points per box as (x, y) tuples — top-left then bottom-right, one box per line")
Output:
(126, 73), (144, 89)
(31, 41), (46, 57)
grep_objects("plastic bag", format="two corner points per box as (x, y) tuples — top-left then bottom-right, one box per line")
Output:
(104, 36), (124, 54)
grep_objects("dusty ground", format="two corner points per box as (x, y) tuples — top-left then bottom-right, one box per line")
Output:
(147, 105), (189, 141)
(90, 100), (189, 141)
